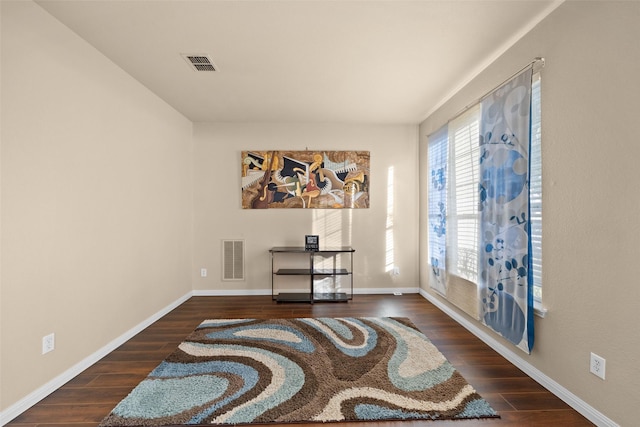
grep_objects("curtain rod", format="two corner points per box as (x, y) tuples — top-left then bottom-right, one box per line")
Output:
(448, 57), (545, 124)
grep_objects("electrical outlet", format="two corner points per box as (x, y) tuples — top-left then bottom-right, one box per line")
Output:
(42, 333), (55, 354)
(200, 268), (207, 278)
(590, 352), (606, 380)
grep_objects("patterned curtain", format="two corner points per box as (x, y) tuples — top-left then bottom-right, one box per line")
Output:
(478, 68), (535, 353)
(427, 126), (448, 295)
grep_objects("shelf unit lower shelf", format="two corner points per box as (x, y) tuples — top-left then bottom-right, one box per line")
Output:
(275, 268), (350, 275)
(270, 246), (354, 304)
(275, 292), (350, 303)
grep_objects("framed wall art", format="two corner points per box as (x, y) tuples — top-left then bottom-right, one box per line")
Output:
(241, 150), (370, 209)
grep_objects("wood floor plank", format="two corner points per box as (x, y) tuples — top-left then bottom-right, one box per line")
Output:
(469, 377), (549, 394)
(10, 403), (116, 424)
(36, 387), (134, 406)
(501, 391), (574, 411)
(454, 363), (529, 379)
(80, 373), (148, 388)
(4, 294), (594, 426)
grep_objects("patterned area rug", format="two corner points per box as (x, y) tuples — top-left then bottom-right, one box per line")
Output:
(99, 317), (498, 426)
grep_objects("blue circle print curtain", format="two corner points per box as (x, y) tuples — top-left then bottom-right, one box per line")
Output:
(478, 68), (535, 354)
(427, 126), (448, 295)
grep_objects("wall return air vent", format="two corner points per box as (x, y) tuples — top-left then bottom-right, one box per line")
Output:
(181, 53), (217, 72)
(222, 240), (244, 281)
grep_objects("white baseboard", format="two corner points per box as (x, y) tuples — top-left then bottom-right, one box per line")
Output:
(418, 289), (618, 427)
(193, 287), (420, 297)
(192, 289), (272, 296)
(0, 291), (193, 426)
(355, 287), (420, 295)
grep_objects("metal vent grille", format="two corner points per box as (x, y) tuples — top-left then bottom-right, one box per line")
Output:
(181, 54), (217, 72)
(222, 240), (244, 281)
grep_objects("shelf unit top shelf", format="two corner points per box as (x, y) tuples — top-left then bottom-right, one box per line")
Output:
(270, 246), (355, 253)
(275, 292), (349, 302)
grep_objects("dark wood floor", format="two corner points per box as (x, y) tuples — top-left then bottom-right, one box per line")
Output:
(7, 294), (593, 427)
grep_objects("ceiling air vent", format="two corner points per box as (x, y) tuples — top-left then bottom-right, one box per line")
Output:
(181, 54), (217, 72)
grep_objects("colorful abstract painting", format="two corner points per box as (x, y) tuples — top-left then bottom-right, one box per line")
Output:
(241, 150), (370, 209)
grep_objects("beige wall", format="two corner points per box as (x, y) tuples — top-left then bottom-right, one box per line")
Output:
(192, 123), (419, 295)
(1, 1), (193, 410)
(3, 0), (638, 425)
(419, 2), (640, 426)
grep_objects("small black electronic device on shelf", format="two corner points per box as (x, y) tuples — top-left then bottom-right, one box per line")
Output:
(304, 235), (319, 251)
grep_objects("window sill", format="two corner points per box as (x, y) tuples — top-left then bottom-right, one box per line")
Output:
(534, 301), (548, 318)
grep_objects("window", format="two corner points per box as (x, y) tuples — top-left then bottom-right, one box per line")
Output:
(427, 74), (542, 299)
(448, 106), (481, 283)
(530, 73), (543, 301)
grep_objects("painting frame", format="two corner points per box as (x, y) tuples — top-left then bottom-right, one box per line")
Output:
(241, 150), (370, 209)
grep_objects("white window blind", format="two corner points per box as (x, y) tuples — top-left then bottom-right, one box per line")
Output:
(530, 73), (543, 301)
(448, 105), (481, 283)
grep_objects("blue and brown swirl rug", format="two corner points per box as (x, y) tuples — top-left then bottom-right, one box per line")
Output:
(99, 317), (498, 425)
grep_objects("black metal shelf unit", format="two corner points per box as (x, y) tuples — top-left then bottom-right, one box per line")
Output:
(269, 246), (355, 303)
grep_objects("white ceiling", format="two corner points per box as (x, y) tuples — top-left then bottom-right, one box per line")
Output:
(35, 0), (560, 124)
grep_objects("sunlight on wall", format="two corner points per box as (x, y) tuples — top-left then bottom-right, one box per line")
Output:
(312, 209), (353, 293)
(312, 209), (352, 248)
(385, 166), (395, 272)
